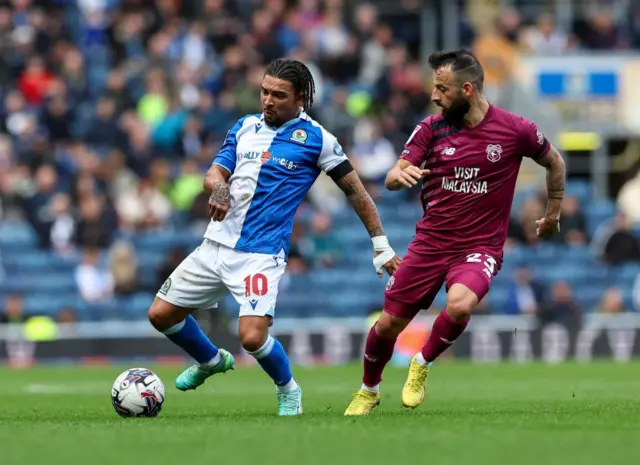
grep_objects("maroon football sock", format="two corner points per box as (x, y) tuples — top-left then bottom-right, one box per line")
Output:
(362, 323), (397, 387)
(421, 308), (469, 363)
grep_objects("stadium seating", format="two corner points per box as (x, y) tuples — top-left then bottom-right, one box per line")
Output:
(0, 179), (637, 320)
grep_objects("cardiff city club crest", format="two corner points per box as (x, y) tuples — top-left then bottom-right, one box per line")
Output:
(486, 144), (502, 163)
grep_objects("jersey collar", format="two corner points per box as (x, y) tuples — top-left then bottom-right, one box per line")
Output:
(260, 109), (308, 133)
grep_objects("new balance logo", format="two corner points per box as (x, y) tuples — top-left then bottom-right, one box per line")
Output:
(441, 147), (456, 156)
(364, 354), (378, 363)
(440, 337), (454, 344)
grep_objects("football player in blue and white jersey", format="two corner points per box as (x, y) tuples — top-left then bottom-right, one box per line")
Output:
(147, 59), (401, 416)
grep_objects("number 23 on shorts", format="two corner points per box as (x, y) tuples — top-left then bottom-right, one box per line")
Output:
(465, 253), (497, 278)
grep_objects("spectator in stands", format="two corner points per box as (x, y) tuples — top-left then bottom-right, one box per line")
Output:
(554, 194), (587, 245)
(49, 193), (75, 256)
(74, 194), (111, 249)
(170, 159), (204, 212)
(539, 281), (581, 328)
(57, 307), (77, 323)
(617, 171), (640, 224)
(594, 287), (628, 314)
(510, 195), (545, 246)
(75, 247), (114, 304)
(1, 294), (25, 324)
(576, 9), (628, 50)
(109, 240), (139, 296)
(596, 213), (640, 266)
(156, 246), (187, 291)
(351, 117), (397, 185)
(519, 12), (572, 55)
(18, 55), (54, 106)
(116, 178), (172, 232)
(286, 221), (309, 275)
(505, 265), (545, 315)
(300, 211), (340, 268)
(83, 97), (125, 149)
(473, 12), (518, 106)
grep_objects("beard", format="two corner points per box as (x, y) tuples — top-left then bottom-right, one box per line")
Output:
(439, 97), (471, 125)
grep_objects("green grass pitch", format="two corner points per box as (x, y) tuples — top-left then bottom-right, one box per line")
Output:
(1, 362), (640, 465)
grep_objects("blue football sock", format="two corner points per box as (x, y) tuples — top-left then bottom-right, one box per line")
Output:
(248, 335), (293, 387)
(162, 315), (219, 364)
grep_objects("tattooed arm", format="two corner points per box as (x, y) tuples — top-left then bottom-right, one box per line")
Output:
(204, 164), (231, 221)
(332, 169), (402, 276)
(334, 171), (384, 238)
(533, 144), (566, 237)
(534, 144), (566, 219)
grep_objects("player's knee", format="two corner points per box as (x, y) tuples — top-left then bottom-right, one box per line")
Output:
(240, 331), (267, 353)
(239, 316), (271, 352)
(375, 312), (408, 340)
(148, 299), (178, 331)
(239, 327), (268, 353)
(445, 295), (474, 321)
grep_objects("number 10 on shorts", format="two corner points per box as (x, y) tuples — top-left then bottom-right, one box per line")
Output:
(244, 273), (268, 297)
(466, 253), (497, 278)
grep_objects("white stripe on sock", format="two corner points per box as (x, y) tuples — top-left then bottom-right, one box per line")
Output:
(276, 378), (299, 393)
(200, 351), (222, 368)
(361, 383), (379, 393)
(162, 319), (186, 335)
(247, 335), (275, 360)
(414, 352), (428, 366)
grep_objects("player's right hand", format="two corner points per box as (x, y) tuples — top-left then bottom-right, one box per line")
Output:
(392, 165), (430, 188)
(208, 181), (231, 221)
(535, 216), (560, 238)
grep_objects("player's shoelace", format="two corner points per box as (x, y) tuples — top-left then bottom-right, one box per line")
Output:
(353, 391), (373, 401)
(408, 365), (428, 391)
(278, 391), (300, 411)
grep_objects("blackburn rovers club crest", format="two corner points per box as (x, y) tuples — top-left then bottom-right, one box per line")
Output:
(486, 144), (503, 163)
(261, 151), (271, 164)
(159, 278), (171, 295)
(290, 129), (307, 144)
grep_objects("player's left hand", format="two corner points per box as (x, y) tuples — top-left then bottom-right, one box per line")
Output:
(372, 236), (400, 278)
(208, 182), (231, 221)
(374, 251), (402, 278)
(535, 216), (560, 238)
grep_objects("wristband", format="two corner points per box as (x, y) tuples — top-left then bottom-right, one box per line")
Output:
(372, 236), (390, 251)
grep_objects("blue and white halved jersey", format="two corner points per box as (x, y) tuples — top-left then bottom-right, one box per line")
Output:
(204, 111), (347, 257)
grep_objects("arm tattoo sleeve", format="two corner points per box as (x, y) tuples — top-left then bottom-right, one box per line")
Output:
(210, 180), (230, 205)
(534, 146), (566, 217)
(335, 171), (384, 237)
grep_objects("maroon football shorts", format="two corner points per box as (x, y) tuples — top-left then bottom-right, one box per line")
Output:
(383, 245), (502, 320)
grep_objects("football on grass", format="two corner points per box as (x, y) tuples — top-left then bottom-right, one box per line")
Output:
(111, 368), (165, 418)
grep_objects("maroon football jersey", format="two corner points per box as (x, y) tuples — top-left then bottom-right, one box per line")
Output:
(400, 104), (550, 256)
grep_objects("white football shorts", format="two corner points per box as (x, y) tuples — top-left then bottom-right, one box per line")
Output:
(156, 239), (287, 318)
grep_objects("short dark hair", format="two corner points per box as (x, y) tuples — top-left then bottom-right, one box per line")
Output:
(265, 59), (315, 110)
(428, 49), (484, 91)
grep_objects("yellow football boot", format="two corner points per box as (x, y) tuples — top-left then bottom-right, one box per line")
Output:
(401, 355), (430, 408)
(344, 389), (380, 416)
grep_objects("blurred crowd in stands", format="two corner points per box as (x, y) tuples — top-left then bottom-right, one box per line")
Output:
(1, 0), (640, 325)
